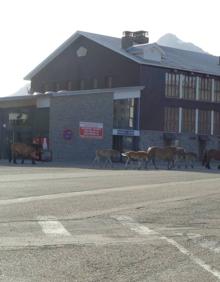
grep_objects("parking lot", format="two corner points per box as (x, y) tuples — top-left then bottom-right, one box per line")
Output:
(0, 161), (220, 281)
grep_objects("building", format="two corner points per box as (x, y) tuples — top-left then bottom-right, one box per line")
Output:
(0, 30), (220, 161)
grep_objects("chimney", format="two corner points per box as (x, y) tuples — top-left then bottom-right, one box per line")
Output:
(121, 31), (134, 49)
(121, 30), (149, 50)
(133, 31), (149, 44)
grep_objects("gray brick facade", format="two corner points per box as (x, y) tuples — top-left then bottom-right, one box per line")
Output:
(49, 92), (113, 161)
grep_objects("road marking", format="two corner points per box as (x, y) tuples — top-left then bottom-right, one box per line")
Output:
(0, 177), (220, 206)
(0, 235), (156, 251)
(115, 216), (220, 280)
(37, 216), (71, 236)
(187, 233), (220, 253)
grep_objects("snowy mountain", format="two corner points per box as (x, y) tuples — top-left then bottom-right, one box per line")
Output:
(157, 33), (206, 53)
(10, 83), (30, 96)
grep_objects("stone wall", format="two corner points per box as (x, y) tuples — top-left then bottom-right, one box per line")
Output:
(139, 130), (164, 150)
(140, 130), (220, 156)
(49, 92), (113, 161)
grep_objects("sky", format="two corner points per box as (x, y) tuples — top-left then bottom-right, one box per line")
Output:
(0, 0), (220, 97)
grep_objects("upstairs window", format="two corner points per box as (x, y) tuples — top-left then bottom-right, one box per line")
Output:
(182, 108), (195, 133)
(67, 81), (72, 90)
(105, 76), (113, 88)
(93, 78), (98, 89)
(165, 73), (180, 98)
(164, 107), (179, 132)
(214, 111), (220, 136)
(113, 98), (137, 129)
(214, 79), (220, 102)
(199, 77), (212, 101)
(198, 110), (211, 135)
(182, 75), (196, 100)
(80, 79), (85, 90)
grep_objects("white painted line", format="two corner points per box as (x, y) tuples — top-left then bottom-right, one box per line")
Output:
(187, 233), (220, 253)
(0, 177), (220, 206)
(115, 216), (220, 280)
(37, 216), (71, 236)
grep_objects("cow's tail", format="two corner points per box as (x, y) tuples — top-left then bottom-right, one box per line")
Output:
(121, 153), (127, 157)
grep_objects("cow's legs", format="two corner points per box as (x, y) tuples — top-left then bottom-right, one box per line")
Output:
(93, 156), (98, 166)
(125, 157), (130, 168)
(152, 157), (158, 169)
(13, 153), (17, 164)
(144, 158), (149, 169)
(106, 157), (112, 168)
(138, 159), (145, 170)
(206, 161), (211, 169)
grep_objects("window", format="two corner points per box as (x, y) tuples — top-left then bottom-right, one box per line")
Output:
(41, 84), (45, 93)
(165, 73), (180, 98)
(214, 79), (220, 102)
(182, 75), (196, 100)
(113, 98), (137, 129)
(198, 110), (211, 135)
(164, 107), (179, 132)
(93, 78), (98, 89)
(214, 111), (220, 136)
(105, 76), (113, 88)
(182, 108), (195, 133)
(55, 83), (60, 91)
(67, 81), (72, 90)
(80, 79), (85, 90)
(199, 77), (212, 101)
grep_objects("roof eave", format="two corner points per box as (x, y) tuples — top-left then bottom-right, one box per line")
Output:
(24, 31), (82, 80)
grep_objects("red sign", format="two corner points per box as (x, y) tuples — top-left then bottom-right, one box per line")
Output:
(79, 122), (103, 139)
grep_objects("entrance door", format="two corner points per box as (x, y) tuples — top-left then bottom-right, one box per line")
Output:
(113, 136), (139, 152)
(113, 135), (123, 152)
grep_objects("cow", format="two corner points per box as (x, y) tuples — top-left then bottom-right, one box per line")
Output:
(93, 149), (120, 167)
(174, 150), (197, 169)
(146, 146), (179, 169)
(184, 152), (197, 168)
(202, 149), (220, 169)
(121, 151), (148, 169)
(9, 143), (41, 164)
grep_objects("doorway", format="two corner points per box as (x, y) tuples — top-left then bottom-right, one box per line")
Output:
(113, 135), (139, 152)
(198, 139), (207, 160)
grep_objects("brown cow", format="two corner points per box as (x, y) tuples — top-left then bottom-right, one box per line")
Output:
(9, 143), (40, 164)
(184, 152), (197, 168)
(202, 149), (220, 169)
(146, 146), (179, 169)
(122, 151), (148, 169)
(93, 149), (120, 167)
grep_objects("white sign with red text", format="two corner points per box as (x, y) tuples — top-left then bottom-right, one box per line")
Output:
(79, 122), (103, 139)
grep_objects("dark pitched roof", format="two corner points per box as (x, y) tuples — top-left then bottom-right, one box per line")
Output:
(24, 31), (220, 80)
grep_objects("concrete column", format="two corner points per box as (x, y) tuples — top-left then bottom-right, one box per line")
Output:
(179, 74), (184, 99)
(137, 98), (141, 130)
(195, 109), (199, 134)
(178, 107), (182, 133)
(211, 110), (214, 135)
(212, 79), (215, 102)
(196, 77), (200, 100)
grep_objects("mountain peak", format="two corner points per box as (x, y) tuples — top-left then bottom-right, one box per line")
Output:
(157, 33), (206, 53)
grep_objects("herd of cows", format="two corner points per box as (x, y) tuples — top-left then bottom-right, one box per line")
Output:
(7, 143), (220, 170)
(94, 147), (220, 170)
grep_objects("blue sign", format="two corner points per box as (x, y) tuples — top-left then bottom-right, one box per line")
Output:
(63, 129), (73, 140)
(116, 129), (136, 136)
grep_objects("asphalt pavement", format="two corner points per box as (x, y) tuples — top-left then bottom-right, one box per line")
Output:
(0, 160), (220, 281)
